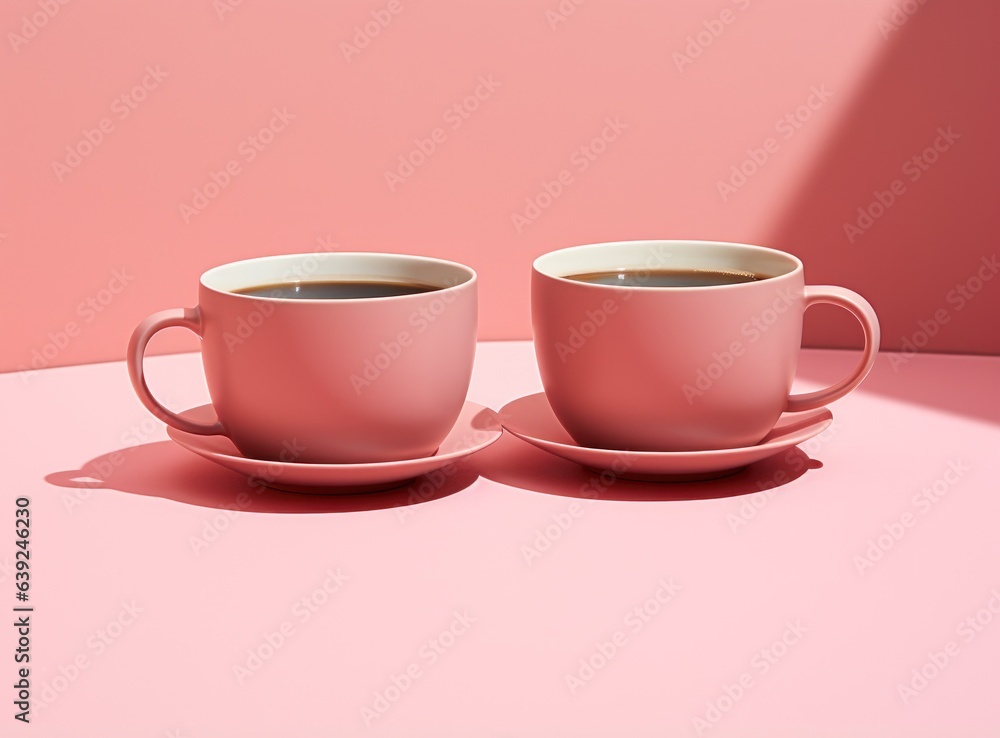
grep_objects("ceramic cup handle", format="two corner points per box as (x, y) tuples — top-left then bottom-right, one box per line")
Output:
(127, 308), (225, 435)
(785, 286), (880, 413)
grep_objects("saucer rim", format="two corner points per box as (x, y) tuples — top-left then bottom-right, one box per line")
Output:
(166, 400), (503, 471)
(498, 392), (833, 460)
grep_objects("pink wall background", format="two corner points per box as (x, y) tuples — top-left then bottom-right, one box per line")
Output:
(2, 0), (998, 374)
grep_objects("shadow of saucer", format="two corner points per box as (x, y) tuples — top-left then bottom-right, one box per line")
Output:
(45, 440), (479, 514)
(478, 433), (820, 502)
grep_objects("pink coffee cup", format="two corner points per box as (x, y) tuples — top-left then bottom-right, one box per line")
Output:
(532, 240), (880, 451)
(128, 252), (477, 464)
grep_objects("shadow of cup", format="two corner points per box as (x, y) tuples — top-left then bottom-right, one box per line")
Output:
(478, 432), (821, 502)
(45, 440), (480, 514)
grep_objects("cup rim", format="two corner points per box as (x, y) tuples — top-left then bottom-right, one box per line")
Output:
(200, 252), (477, 303)
(533, 239), (803, 290)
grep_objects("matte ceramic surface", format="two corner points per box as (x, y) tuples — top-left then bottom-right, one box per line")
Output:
(129, 252), (478, 463)
(499, 392), (834, 481)
(165, 401), (502, 493)
(532, 240), (878, 452)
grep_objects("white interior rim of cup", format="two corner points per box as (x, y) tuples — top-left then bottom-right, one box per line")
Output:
(533, 240), (802, 287)
(201, 252), (476, 300)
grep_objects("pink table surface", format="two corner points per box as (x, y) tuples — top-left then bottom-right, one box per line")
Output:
(2, 341), (999, 737)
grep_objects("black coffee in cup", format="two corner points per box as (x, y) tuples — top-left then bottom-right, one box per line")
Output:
(233, 279), (439, 299)
(564, 268), (769, 288)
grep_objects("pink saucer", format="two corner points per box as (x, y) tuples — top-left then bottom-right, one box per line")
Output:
(167, 401), (502, 494)
(498, 393), (833, 482)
